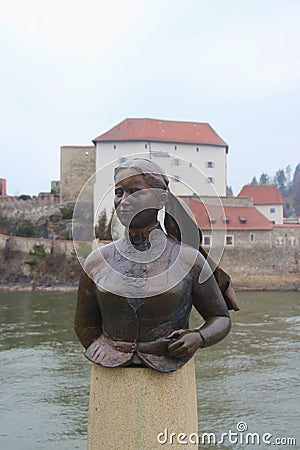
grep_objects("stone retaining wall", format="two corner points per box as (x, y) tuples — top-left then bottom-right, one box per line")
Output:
(0, 235), (299, 290)
(0, 196), (61, 222)
(221, 246), (299, 290)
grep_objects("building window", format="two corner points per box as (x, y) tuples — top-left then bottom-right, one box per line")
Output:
(207, 177), (214, 184)
(225, 235), (234, 246)
(270, 208), (275, 213)
(203, 235), (211, 246)
(189, 162), (192, 167)
(119, 156), (126, 163)
(152, 151), (169, 157)
(196, 147), (199, 152)
(145, 144), (148, 149)
(250, 233), (255, 242)
(206, 161), (215, 168)
(288, 236), (297, 246)
(174, 145), (177, 150)
(173, 158), (180, 166)
(173, 175), (180, 182)
(113, 144), (117, 149)
(275, 236), (284, 246)
(209, 218), (216, 224)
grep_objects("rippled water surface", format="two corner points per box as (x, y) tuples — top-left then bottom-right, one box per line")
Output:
(0, 291), (299, 449)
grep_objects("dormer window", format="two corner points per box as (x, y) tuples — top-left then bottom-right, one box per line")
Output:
(209, 218), (216, 224)
(206, 161), (215, 168)
(239, 217), (247, 224)
(223, 217), (229, 224)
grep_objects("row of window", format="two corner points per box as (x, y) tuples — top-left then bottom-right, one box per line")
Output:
(172, 159), (215, 168)
(203, 235), (299, 247)
(117, 157), (215, 184)
(117, 156), (215, 170)
(275, 236), (298, 246)
(204, 233), (255, 246)
(113, 144), (208, 153)
(203, 235), (234, 246)
(174, 145), (202, 153)
(172, 175), (214, 183)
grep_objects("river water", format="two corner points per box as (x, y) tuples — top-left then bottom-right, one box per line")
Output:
(0, 291), (299, 450)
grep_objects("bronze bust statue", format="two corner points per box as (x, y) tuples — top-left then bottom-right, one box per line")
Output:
(74, 158), (239, 373)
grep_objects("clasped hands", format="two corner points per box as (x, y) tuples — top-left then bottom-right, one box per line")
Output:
(167, 329), (204, 358)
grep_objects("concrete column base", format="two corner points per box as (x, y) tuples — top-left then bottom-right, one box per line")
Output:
(87, 358), (198, 450)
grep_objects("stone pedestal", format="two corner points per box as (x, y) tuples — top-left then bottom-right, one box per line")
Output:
(87, 358), (198, 450)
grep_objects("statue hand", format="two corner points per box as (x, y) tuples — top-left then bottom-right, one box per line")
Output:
(167, 329), (204, 358)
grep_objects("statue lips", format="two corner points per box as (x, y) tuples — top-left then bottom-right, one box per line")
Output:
(118, 206), (139, 224)
(120, 208), (134, 214)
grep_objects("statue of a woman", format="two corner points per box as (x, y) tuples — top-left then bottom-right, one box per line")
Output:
(74, 158), (239, 373)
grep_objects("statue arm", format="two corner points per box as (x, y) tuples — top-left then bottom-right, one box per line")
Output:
(168, 252), (231, 358)
(74, 270), (103, 349)
(191, 256), (231, 347)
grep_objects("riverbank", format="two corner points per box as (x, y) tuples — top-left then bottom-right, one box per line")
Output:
(0, 234), (299, 292)
(0, 284), (78, 292)
(0, 279), (299, 293)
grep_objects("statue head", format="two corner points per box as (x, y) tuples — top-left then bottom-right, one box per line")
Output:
(114, 158), (170, 229)
(113, 158), (201, 249)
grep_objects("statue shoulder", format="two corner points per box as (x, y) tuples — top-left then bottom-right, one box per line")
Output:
(176, 242), (211, 277)
(83, 241), (117, 276)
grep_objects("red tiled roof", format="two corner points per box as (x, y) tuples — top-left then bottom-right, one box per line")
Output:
(186, 198), (274, 230)
(238, 185), (284, 205)
(93, 118), (228, 148)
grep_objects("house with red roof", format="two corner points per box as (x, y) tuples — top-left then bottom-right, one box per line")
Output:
(181, 195), (300, 249)
(181, 196), (274, 248)
(238, 184), (284, 225)
(93, 118), (229, 213)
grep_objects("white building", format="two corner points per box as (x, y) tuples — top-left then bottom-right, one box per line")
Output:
(93, 118), (229, 218)
(238, 184), (284, 225)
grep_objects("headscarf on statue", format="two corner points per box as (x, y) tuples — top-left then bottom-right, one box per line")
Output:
(114, 158), (240, 311)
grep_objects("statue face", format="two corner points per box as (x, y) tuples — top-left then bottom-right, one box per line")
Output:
(114, 168), (163, 229)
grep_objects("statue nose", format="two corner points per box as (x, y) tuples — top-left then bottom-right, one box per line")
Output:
(120, 192), (134, 208)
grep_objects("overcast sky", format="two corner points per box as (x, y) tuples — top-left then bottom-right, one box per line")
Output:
(1, 0), (299, 196)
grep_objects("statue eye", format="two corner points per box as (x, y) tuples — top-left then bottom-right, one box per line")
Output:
(115, 189), (123, 197)
(128, 188), (143, 195)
